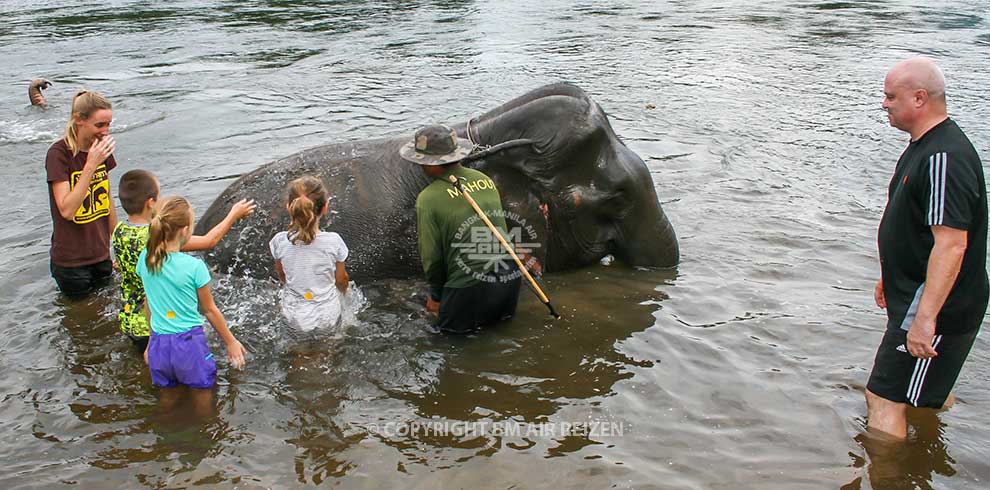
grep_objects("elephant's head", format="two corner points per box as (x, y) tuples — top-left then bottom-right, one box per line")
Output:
(462, 83), (679, 272)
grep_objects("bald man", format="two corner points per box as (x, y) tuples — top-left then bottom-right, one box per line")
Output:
(866, 57), (987, 438)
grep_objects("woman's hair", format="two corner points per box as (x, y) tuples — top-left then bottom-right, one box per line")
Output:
(286, 176), (328, 245)
(146, 196), (192, 273)
(63, 89), (112, 156)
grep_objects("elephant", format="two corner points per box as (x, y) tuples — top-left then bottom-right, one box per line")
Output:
(194, 83), (678, 280)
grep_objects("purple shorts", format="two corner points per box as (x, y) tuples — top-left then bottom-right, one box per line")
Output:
(147, 325), (217, 389)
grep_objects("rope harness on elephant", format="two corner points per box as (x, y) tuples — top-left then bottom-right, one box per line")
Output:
(461, 116), (539, 164)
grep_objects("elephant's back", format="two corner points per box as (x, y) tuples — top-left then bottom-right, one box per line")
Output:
(195, 135), (430, 279)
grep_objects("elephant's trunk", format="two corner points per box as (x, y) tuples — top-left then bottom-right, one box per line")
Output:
(613, 213), (679, 268)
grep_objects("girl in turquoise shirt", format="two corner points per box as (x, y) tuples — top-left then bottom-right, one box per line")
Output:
(137, 196), (247, 414)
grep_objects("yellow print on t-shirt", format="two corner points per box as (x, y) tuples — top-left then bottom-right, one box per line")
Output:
(70, 165), (110, 224)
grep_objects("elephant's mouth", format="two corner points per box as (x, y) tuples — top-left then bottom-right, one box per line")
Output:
(542, 187), (676, 270)
(541, 197), (620, 271)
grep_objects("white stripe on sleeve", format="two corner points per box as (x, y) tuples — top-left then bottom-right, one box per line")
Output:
(939, 152), (947, 224)
(927, 153), (948, 226)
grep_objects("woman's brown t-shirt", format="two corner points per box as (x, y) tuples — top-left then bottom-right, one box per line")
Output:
(46, 139), (117, 267)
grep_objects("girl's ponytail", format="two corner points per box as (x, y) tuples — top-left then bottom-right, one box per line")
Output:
(146, 197), (192, 272)
(286, 176), (328, 245)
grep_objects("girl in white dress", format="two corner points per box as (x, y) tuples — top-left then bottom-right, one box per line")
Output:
(269, 176), (350, 331)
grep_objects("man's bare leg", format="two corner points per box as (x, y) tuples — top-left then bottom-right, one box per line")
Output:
(939, 393), (955, 411)
(866, 388), (908, 439)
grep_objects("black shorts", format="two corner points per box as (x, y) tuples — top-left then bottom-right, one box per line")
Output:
(50, 259), (113, 299)
(127, 333), (150, 352)
(867, 327), (979, 408)
(436, 275), (522, 334)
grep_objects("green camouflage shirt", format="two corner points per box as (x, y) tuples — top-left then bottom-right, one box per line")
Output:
(112, 221), (150, 338)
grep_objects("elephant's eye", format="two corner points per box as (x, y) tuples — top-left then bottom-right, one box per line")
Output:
(598, 191), (630, 219)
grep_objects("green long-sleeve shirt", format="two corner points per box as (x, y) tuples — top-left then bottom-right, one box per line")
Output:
(415, 166), (509, 301)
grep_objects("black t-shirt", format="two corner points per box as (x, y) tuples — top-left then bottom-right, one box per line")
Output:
(878, 118), (988, 335)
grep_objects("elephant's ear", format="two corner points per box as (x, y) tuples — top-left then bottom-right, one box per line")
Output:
(469, 97), (604, 181)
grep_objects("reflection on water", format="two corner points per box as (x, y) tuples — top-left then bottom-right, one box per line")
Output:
(81, 260), (662, 487)
(847, 411), (958, 490)
(1, 0), (989, 488)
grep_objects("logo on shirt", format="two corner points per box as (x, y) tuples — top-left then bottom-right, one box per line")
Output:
(445, 177), (497, 199)
(70, 165), (111, 224)
(452, 209), (541, 283)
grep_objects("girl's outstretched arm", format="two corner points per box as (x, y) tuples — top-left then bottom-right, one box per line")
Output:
(196, 285), (247, 369)
(183, 199), (256, 251)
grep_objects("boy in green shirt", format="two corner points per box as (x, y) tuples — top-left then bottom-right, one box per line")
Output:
(113, 170), (256, 348)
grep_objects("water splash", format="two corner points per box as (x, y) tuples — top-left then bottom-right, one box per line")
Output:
(0, 118), (59, 144)
(339, 281), (368, 326)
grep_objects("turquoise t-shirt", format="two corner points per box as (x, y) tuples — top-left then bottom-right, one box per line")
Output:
(136, 249), (211, 335)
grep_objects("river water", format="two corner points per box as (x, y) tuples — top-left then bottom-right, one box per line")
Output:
(1, 1), (988, 489)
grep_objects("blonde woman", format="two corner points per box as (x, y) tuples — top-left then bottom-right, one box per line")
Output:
(45, 89), (118, 298)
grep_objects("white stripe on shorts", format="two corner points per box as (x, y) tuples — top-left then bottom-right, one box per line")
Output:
(906, 334), (943, 406)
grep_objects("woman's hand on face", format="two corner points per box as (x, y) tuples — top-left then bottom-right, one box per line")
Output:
(85, 135), (115, 170)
